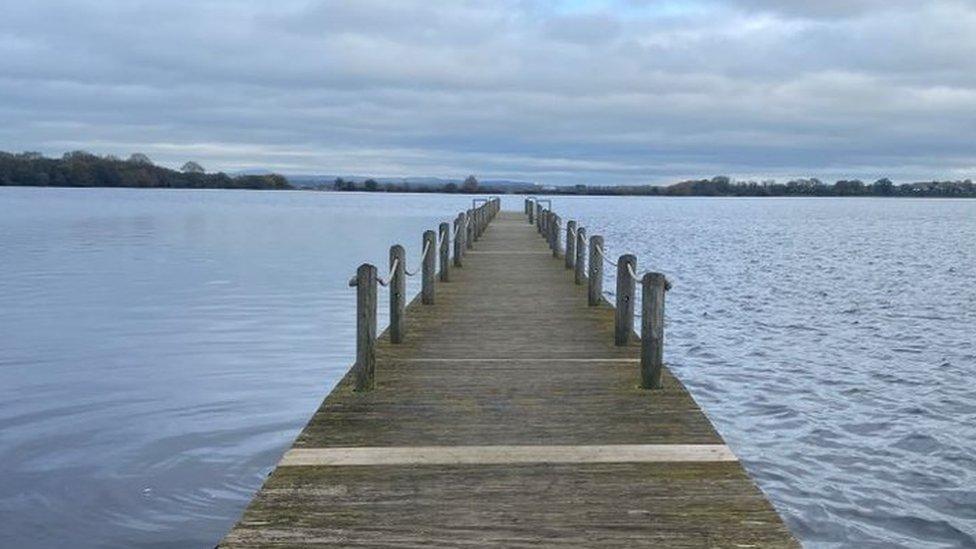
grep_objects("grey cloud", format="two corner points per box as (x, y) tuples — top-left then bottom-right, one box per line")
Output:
(1, 0), (975, 184)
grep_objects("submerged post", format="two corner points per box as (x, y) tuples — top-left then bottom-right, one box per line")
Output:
(641, 272), (668, 389)
(439, 222), (450, 282)
(615, 254), (637, 346)
(588, 235), (603, 306)
(422, 230), (436, 305)
(389, 245), (405, 344)
(575, 227), (587, 284)
(565, 220), (576, 269)
(354, 263), (377, 391)
(453, 214), (464, 268)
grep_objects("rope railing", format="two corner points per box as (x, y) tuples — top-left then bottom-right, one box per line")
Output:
(404, 240), (430, 277)
(594, 244), (619, 267)
(523, 197), (670, 391)
(348, 197), (501, 391)
(377, 257), (399, 287)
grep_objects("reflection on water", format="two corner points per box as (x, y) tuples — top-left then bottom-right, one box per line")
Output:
(1, 189), (975, 547)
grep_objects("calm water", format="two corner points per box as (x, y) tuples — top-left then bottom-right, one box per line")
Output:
(1, 189), (975, 548)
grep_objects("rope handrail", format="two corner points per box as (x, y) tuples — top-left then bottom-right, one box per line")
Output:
(626, 262), (640, 281)
(594, 243), (672, 290)
(593, 244), (618, 267)
(377, 257), (399, 287)
(404, 240), (431, 277)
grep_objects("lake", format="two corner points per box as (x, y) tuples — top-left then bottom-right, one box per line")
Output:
(1, 188), (974, 547)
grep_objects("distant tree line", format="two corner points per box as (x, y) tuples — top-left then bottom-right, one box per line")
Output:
(0, 151), (292, 190)
(551, 176), (976, 198)
(330, 175), (504, 193)
(331, 173), (976, 197)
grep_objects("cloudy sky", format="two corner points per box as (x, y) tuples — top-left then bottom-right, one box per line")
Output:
(2, 0), (975, 185)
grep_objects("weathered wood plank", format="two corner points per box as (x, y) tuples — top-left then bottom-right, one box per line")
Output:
(221, 210), (798, 548)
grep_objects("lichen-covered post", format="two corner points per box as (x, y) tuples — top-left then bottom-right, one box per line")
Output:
(575, 227), (587, 284)
(588, 235), (603, 306)
(565, 220), (576, 270)
(615, 254), (637, 346)
(389, 245), (405, 344)
(439, 222), (450, 282)
(353, 263), (377, 391)
(453, 214), (464, 268)
(422, 230), (436, 305)
(641, 272), (668, 389)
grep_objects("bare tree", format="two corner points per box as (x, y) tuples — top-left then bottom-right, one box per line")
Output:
(181, 161), (205, 174)
(127, 153), (154, 166)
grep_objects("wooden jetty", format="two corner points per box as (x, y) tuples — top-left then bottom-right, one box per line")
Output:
(220, 198), (798, 548)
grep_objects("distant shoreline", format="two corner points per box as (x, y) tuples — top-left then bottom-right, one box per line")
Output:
(3, 151), (974, 198)
(6, 184), (976, 200)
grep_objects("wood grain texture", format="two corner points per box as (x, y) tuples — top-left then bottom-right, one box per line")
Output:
(221, 211), (798, 548)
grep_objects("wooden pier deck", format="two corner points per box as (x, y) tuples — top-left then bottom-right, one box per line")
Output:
(221, 208), (798, 548)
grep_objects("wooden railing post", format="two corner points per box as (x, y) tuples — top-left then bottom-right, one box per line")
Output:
(453, 214), (464, 268)
(575, 227), (587, 284)
(474, 207), (482, 241)
(641, 273), (668, 389)
(354, 263), (377, 391)
(588, 235), (603, 306)
(536, 205), (543, 232)
(422, 230), (436, 305)
(528, 201), (535, 224)
(389, 245), (405, 344)
(551, 214), (560, 257)
(545, 211), (552, 244)
(615, 254), (637, 346)
(439, 222), (450, 282)
(466, 209), (474, 249)
(565, 221), (576, 270)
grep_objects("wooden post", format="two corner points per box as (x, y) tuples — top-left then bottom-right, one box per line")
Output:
(588, 235), (603, 306)
(575, 227), (587, 284)
(536, 205), (543, 232)
(528, 201), (535, 224)
(641, 272), (668, 389)
(615, 254), (637, 346)
(422, 230), (436, 305)
(551, 214), (560, 257)
(466, 209), (474, 249)
(439, 222), (450, 282)
(565, 220), (576, 270)
(389, 245), (405, 344)
(354, 263), (377, 391)
(453, 214), (463, 268)
(474, 208), (482, 241)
